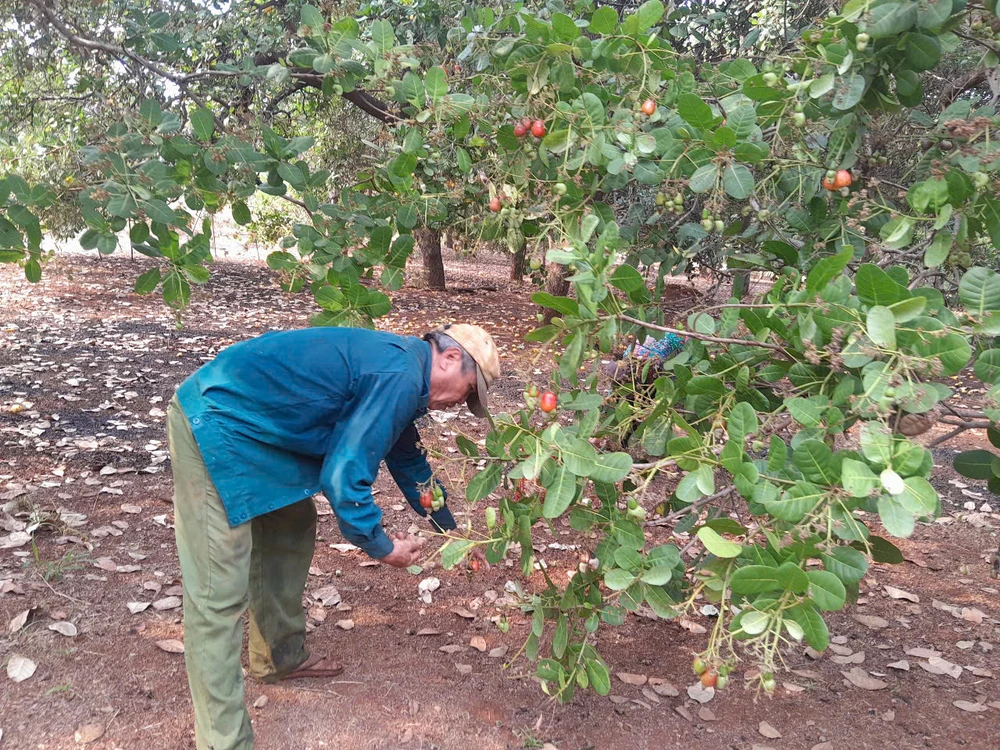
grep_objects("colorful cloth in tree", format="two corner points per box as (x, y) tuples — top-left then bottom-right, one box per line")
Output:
(624, 332), (685, 361)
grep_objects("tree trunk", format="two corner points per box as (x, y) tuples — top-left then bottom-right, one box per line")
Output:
(540, 261), (570, 323)
(510, 239), (527, 282)
(415, 227), (446, 290)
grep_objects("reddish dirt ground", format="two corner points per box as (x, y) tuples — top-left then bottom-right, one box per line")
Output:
(1, 251), (998, 750)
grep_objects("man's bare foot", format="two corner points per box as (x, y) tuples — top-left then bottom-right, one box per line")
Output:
(281, 654), (344, 680)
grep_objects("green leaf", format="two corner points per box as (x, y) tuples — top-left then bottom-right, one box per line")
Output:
(589, 6), (619, 35)
(867, 2), (918, 39)
(727, 402), (758, 441)
(953, 450), (996, 480)
(888, 296), (926, 322)
(440, 539), (474, 569)
(787, 602), (829, 651)
(806, 570), (847, 611)
(864, 535), (905, 564)
(793, 439), (838, 484)
(841, 458), (879, 498)
(541, 465), (577, 518)
(786, 398), (824, 427)
(562, 438), (598, 476)
(729, 565), (782, 595)
(371, 20), (394, 53)
(190, 108), (214, 141)
(590, 452), (633, 483)
(142, 199), (177, 225)
(777, 562), (809, 594)
(640, 565), (673, 586)
(585, 658), (611, 695)
(633, 0), (665, 32)
(696, 527), (742, 558)
(959, 267), (1000, 315)
(532, 292), (579, 316)
(722, 164), (754, 199)
(134, 267), (161, 295)
(609, 265), (651, 303)
(688, 164), (717, 193)
(456, 435), (479, 457)
(821, 546), (869, 584)
(300, 4), (325, 31)
(806, 247), (852, 293)
(741, 610), (770, 635)
(897, 476), (938, 516)
(231, 202), (251, 226)
(765, 482), (824, 523)
(866, 306), (896, 349)
(832, 72), (866, 110)
(918, 0), (952, 29)
(676, 94), (715, 131)
(425, 67), (448, 103)
(24, 258), (41, 283)
(975, 349), (1000, 385)
(856, 264), (905, 306)
(552, 615), (568, 658)
(604, 568), (636, 591)
(878, 495), (915, 537)
(466, 463), (501, 501)
(904, 33), (941, 71)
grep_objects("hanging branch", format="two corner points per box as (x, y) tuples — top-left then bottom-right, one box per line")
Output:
(618, 314), (792, 355)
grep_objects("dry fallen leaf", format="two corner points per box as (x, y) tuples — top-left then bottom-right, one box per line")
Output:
(828, 643), (853, 656)
(686, 682), (714, 703)
(959, 607), (985, 624)
(8, 608), (31, 634)
(469, 636), (487, 652)
(454, 663), (473, 675)
(127, 602), (150, 614)
(678, 618), (707, 635)
(152, 596), (182, 611)
(439, 644), (464, 654)
(852, 614), (889, 630)
(155, 639), (185, 654)
(415, 628), (442, 636)
(616, 672), (647, 686)
(93, 557), (118, 573)
(449, 606), (475, 619)
(312, 585), (341, 607)
(120, 503), (142, 514)
(641, 687), (661, 704)
(608, 695), (628, 704)
(488, 646), (508, 659)
(6, 653), (36, 682)
(919, 656), (962, 679)
(906, 647), (941, 659)
(48, 621), (77, 637)
(953, 700), (988, 713)
(887, 660), (910, 671)
(335, 619), (354, 631)
(697, 707), (717, 721)
(884, 585), (919, 603)
(253, 695), (268, 709)
(74, 722), (105, 744)
(831, 651), (865, 665)
(758, 721), (782, 739)
(648, 678), (679, 697)
(841, 667), (888, 690)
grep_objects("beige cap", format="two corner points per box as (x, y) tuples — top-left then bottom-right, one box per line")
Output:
(433, 323), (500, 418)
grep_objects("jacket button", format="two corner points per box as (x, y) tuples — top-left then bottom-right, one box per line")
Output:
(192, 417), (201, 425)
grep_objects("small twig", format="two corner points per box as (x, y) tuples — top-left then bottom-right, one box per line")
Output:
(36, 571), (91, 606)
(646, 486), (737, 528)
(928, 425), (970, 449)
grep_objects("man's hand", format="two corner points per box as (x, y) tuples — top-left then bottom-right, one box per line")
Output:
(381, 532), (426, 568)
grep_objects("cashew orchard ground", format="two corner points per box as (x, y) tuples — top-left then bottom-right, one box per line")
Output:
(3, 0), (1000, 703)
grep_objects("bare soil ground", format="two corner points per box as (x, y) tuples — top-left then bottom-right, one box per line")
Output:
(1, 250), (998, 750)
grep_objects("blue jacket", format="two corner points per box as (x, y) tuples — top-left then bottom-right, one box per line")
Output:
(175, 327), (456, 558)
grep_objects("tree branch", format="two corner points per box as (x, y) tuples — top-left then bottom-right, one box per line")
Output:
(618, 314), (791, 355)
(646, 486), (736, 528)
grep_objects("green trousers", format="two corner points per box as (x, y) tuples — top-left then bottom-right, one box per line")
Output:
(167, 398), (317, 750)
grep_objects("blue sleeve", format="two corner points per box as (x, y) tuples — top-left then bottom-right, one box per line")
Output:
(385, 423), (457, 532)
(320, 372), (422, 559)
